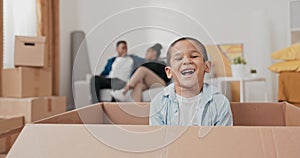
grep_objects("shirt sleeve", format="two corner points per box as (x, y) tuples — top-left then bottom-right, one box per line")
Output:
(101, 59), (112, 76)
(149, 97), (164, 126)
(215, 95), (233, 126)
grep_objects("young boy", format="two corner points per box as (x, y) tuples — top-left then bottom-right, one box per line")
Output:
(149, 37), (233, 126)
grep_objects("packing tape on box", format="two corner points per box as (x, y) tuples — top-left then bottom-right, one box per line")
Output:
(47, 99), (52, 112)
(34, 69), (40, 81)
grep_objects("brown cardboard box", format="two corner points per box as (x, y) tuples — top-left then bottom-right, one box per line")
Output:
(36, 102), (300, 126)
(0, 97), (66, 123)
(0, 116), (24, 154)
(7, 125), (300, 158)
(14, 36), (47, 67)
(7, 102), (300, 158)
(1, 67), (52, 98)
(0, 154), (6, 158)
(0, 116), (24, 133)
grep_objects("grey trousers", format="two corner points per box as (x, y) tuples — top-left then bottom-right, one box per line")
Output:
(90, 75), (126, 103)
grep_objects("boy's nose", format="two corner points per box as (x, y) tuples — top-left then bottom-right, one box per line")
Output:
(182, 56), (192, 65)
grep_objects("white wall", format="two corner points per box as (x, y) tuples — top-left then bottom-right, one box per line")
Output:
(60, 0), (290, 106)
(60, 0), (78, 109)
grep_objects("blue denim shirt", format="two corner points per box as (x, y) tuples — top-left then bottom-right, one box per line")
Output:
(149, 83), (233, 126)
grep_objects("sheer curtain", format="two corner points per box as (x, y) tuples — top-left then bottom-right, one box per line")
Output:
(3, 0), (37, 68)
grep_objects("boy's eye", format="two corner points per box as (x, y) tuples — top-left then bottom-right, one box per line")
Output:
(174, 56), (182, 61)
(191, 55), (199, 58)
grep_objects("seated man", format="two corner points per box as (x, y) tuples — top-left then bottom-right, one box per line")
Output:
(111, 43), (171, 102)
(150, 37), (233, 126)
(90, 40), (144, 103)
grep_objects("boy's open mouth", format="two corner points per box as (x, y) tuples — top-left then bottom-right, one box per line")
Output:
(181, 68), (195, 77)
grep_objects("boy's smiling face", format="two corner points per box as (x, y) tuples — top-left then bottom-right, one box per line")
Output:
(165, 39), (210, 95)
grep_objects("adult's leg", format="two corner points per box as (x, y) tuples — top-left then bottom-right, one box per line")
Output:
(123, 67), (166, 93)
(90, 76), (112, 103)
(130, 82), (147, 102)
(111, 78), (127, 90)
(91, 76), (126, 103)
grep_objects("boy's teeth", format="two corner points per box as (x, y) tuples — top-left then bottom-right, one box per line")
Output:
(181, 69), (195, 75)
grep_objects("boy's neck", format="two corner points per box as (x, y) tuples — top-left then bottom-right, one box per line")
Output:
(175, 84), (203, 98)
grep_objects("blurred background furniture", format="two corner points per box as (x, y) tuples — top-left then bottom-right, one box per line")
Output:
(278, 72), (300, 107)
(212, 77), (267, 102)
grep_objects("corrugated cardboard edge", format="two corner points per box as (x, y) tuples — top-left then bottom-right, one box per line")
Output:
(285, 102), (300, 126)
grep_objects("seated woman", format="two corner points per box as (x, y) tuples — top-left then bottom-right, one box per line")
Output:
(111, 43), (171, 102)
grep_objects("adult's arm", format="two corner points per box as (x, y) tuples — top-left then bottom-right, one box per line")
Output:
(100, 57), (116, 76)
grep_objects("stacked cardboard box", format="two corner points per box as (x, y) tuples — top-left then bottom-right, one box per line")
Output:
(0, 116), (24, 154)
(2, 36), (51, 98)
(0, 36), (66, 154)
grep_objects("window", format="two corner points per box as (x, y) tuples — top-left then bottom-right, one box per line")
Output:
(3, 0), (37, 68)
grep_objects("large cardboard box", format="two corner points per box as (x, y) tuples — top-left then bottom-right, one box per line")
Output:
(35, 102), (300, 126)
(14, 36), (47, 67)
(7, 102), (300, 158)
(1, 67), (52, 98)
(0, 116), (24, 154)
(7, 125), (300, 158)
(0, 97), (66, 123)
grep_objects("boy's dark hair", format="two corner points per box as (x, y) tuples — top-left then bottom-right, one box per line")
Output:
(166, 37), (208, 66)
(150, 43), (163, 59)
(116, 40), (127, 47)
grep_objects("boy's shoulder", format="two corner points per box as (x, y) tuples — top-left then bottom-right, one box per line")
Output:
(150, 83), (175, 105)
(151, 82), (229, 103)
(152, 83), (222, 98)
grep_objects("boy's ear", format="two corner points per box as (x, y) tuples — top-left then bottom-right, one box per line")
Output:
(165, 66), (173, 79)
(204, 61), (211, 73)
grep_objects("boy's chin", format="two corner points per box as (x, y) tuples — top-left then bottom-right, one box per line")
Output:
(176, 80), (202, 90)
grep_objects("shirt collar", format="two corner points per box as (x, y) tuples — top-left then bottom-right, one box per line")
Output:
(162, 82), (219, 105)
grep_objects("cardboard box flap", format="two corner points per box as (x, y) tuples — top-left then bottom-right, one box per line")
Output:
(37, 102), (149, 125)
(285, 102), (300, 126)
(7, 124), (167, 158)
(7, 125), (300, 158)
(36, 103), (103, 124)
(37, 102), (300, 126)
(231, 102), (286, 126)
(15, 36), (46, 44)
(103, 102), (149, 125)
